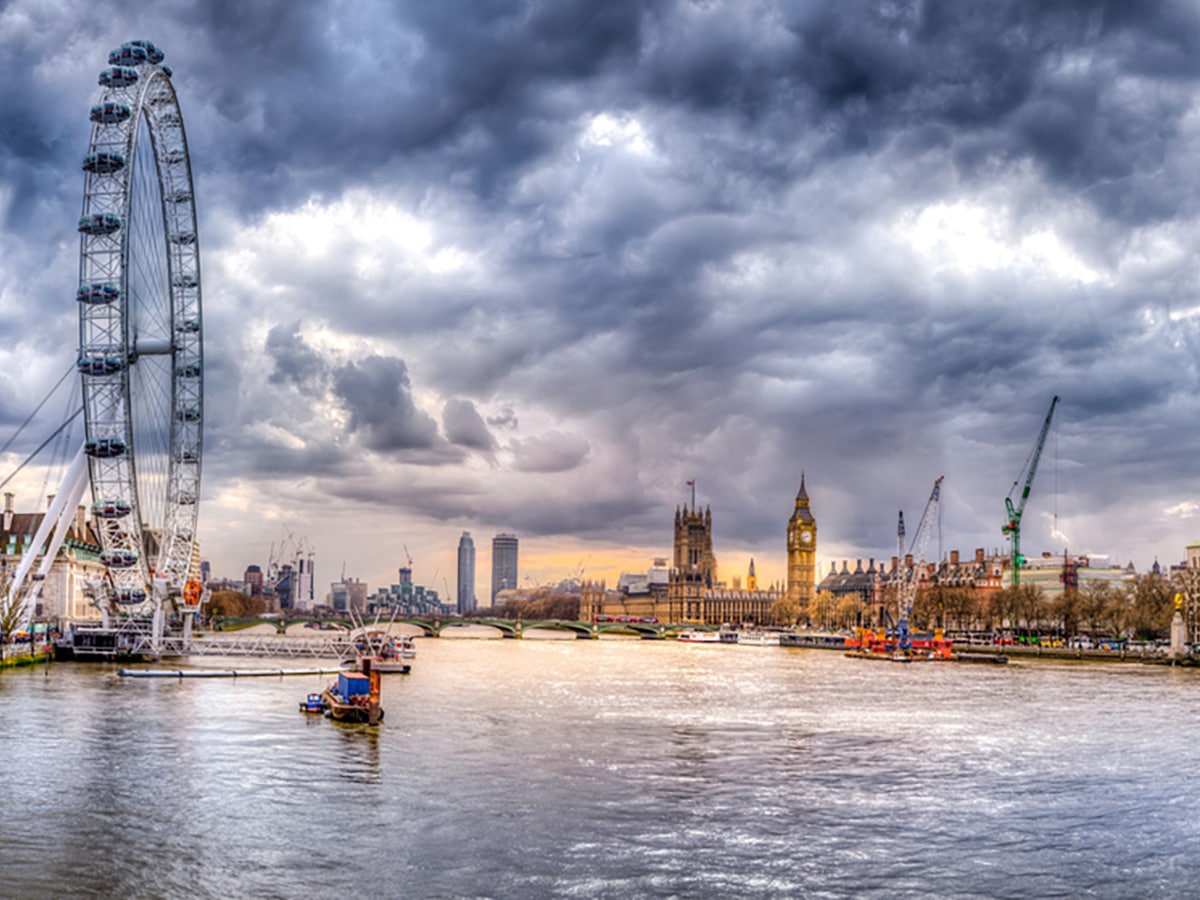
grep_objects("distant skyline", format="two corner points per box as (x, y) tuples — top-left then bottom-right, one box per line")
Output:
(2, 2), (1200, 600)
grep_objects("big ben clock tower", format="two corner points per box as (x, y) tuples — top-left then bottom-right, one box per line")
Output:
(786, 473), (817, 609)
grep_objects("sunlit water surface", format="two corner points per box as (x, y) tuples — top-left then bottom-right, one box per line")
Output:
(2, 639), (1198, 898)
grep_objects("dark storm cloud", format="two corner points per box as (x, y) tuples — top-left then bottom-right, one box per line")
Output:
(332, 355), (440, 452)
(5, 0), (1200, 584)
(265, 321), (327, 387)
(442, 398), (496, 452)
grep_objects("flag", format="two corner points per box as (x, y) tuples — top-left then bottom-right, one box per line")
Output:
(686, 480), (694, 486)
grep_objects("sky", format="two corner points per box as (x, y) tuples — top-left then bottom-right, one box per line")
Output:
(2, 0), (1200, 604)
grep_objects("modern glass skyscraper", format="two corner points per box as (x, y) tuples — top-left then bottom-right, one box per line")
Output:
(457, 531), (476, 613)
(491, 533), (519, 605)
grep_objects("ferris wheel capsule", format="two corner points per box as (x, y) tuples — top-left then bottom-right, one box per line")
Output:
(77, 282), (120, 305)
(76, 354), (124, 376)
(82, 151), (126, 175)
(108, 44), (147, 66)
(113, 588), (148, 604)
(92, 499), (132, 519)
(98, 66), (139, 88)
(101, 549), (139, 569)
(78, 213), (121, 236)
(90, 102), (132, 124)
(127, 39), (165, 64)
(85, 437), (127, 458)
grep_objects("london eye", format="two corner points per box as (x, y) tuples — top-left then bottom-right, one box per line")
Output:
(76, 40), (203, 617)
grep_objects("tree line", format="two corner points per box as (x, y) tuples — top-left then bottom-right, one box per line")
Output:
(775, 575), (1184, 640)
(463, 587), (581, 622)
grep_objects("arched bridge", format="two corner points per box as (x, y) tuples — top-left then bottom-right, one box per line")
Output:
(216, 615), (705, 640)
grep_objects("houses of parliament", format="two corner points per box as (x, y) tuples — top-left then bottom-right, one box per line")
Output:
(579, 476), (817, 625)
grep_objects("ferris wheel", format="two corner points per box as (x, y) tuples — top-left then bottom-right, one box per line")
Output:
(77, 40), (202, 611)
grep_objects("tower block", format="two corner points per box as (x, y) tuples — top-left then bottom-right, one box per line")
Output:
(786, 473), (817, 610)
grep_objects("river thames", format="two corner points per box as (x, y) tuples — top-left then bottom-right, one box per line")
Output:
(2, 636), (1198, 898)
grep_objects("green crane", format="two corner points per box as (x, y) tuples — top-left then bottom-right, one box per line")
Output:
(1003, 396), (1059, 587)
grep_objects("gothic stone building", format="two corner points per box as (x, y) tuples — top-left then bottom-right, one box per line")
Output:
(581, 476), (817, 626)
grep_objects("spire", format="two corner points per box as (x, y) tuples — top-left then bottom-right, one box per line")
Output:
(795, 470), (809, 506)
(790, 471), (814, 524)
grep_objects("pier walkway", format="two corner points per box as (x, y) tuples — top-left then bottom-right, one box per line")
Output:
(149, 634), (355, 660)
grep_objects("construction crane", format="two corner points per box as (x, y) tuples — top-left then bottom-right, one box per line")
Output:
(896, 476), (944, 652)
(1002, 396), (1059, 587)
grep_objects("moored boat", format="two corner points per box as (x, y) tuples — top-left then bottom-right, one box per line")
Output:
(353, 634), (415, 673)
(299, 692), (325, 714)
(738, 631), (782, 647)
(321, 668), (384, 724)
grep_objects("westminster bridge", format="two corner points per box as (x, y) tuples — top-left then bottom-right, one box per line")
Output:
(211, 616), (706, 641)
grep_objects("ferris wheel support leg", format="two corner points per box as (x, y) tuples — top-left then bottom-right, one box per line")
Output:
(150, 577), (170, 658)
(10, 446), (87, 624)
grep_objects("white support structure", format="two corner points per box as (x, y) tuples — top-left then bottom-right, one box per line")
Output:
(10, 447), (89, 629)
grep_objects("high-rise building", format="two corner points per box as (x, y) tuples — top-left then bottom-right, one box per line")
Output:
(330, 577), (367, 613)
(244, 564), (264, 597)
(491, 533), (519, 605)
(457, 531), (477, 613)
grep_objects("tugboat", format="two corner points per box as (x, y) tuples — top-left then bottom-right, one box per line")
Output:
(298, 692), (325, 714)
(320, 663), (384, 725)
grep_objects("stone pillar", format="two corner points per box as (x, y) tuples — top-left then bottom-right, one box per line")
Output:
(1170, 594), (1187, 658)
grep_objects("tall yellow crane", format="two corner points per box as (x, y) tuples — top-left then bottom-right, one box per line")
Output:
(1003, 396), (1059, 587)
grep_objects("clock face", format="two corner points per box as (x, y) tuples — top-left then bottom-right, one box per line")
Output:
(800, 530), (812, 544)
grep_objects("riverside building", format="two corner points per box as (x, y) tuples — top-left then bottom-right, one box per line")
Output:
(0, 492), (104, 623)
(580, 476), (814, 626)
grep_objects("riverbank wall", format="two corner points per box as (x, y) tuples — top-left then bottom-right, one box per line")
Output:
(1, 643), (52, 670)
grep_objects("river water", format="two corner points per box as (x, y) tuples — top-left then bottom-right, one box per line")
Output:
(1, 637), (1198, 898)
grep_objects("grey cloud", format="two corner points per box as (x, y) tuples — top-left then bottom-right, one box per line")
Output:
(6, 0), (1200, 584)
(266, 321), (327, 387)
(486, 407), (518, 430)
(510, 431), (590, 473)
(443, 398), (496, 451)
(332, 355), (440, 452)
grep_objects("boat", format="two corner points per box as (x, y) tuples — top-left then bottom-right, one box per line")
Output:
(346, 607), (417, 673)
(738, 631), (782, 647)
(352, 634), (415, 673)
(677, 629), (737, 644)
(320, 668), (384, 724)
(299, 692), (325, 714)
(779, 631), (849, 649)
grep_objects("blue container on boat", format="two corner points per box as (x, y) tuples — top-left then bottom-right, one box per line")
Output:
(338, 672), (369, 698)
